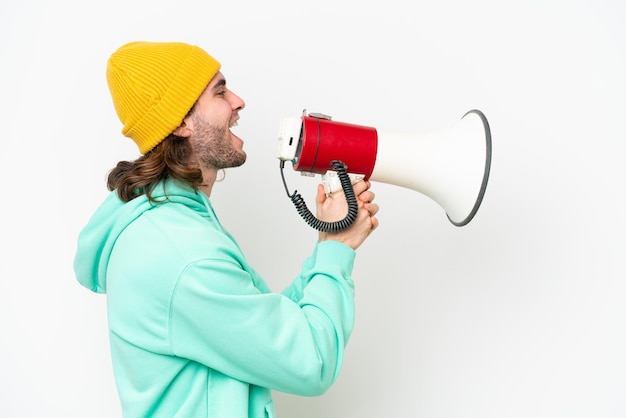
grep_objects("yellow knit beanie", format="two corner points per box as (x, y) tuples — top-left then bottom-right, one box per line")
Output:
(106, 41), (221, 154)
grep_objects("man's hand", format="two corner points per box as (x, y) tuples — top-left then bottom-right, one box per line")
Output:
(316, 180), (379, 250)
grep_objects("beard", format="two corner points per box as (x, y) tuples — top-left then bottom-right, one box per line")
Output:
(190, 113), (247, 170)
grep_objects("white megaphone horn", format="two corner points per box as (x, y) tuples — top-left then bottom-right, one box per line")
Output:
(277, 109), (492, 231)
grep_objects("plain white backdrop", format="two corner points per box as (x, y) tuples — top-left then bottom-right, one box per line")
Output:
(1, 0), (624, 417)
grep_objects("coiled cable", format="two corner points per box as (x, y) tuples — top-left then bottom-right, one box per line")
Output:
(280, 160), (359, 232)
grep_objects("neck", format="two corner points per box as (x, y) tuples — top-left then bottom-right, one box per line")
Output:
(197, 167), (218, 197)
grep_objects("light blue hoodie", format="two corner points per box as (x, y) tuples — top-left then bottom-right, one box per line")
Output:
(74, 179), (356, 418)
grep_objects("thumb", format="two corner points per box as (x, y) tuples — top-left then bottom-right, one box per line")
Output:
(315, 184), (327, 207)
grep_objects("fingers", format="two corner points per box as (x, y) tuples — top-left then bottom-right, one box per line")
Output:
(351, 180), (370, 195)
(368, 205), (380, 233)
(370, 214), (379, 231)
(358, 191), (375, 204)
(353, 182), (378, 221)
(364, 202), (379, 216)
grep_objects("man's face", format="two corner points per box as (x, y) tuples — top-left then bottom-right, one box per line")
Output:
(186, 72), (247, 170)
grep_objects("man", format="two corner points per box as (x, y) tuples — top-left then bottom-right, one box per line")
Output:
(74, 41), (379, 418)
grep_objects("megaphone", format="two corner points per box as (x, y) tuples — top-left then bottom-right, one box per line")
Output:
(277, 109), (492, 231)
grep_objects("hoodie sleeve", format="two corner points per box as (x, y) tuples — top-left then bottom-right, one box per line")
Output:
(168, 240), (356, 396)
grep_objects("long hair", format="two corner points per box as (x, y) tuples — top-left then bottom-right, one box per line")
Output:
(107, 133), (203, 203)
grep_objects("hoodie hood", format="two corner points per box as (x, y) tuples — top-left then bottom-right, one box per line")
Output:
(73, 180), (208, 293)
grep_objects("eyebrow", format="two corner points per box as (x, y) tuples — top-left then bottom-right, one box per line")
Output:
(211, 78), (226, 91)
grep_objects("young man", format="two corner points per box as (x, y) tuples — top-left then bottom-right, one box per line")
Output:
(74, 41), (379, 418)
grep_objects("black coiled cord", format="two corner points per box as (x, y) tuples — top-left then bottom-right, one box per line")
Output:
(280, 160), (359, 232)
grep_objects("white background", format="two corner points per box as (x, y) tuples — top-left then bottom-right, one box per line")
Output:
(1, 0), (624, 417)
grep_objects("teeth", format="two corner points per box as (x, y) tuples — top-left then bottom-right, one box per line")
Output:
(230, 121), (238, 128)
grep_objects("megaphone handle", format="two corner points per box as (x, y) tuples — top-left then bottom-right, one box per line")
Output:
(280, 160), (359, 232)
(322, 171), (366, 195)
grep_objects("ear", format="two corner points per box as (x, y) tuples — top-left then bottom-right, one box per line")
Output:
(173, 120), (192, 137)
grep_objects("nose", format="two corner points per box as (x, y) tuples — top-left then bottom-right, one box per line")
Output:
(229, 91), (245, 111)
